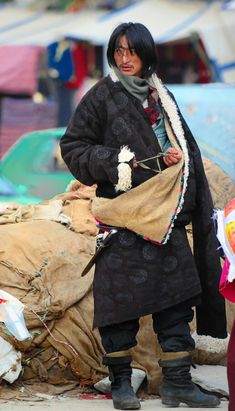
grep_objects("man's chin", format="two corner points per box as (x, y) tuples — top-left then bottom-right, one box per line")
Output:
(120, 70), (133, 76)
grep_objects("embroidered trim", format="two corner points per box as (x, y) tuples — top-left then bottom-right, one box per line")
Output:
(150, 74), (189, 244)
(161, 170), (184, 244)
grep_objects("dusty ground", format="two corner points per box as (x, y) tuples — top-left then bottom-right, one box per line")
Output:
(0, 398), (229, 411)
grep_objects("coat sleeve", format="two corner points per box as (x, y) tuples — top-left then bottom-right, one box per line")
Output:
(60, 91), (135, 191)
(60, 95), (119, 186)
(172, 93), (227, 339)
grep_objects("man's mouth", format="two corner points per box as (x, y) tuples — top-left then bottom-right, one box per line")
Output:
(120, 65), (133, 70)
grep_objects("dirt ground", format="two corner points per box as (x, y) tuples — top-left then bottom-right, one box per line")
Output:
(0, 398), (229, 411)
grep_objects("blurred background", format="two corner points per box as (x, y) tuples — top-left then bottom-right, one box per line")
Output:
(0, 0), (234, 200)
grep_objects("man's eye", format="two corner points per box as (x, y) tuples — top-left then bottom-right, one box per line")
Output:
(130, 49), (136, 55)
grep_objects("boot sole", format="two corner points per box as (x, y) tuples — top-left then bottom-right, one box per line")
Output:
(162, 398), (220, 408)
(114, 405), (141, 410)
(113, 401), (141, 410)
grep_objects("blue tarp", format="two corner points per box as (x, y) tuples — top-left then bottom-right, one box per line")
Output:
(169, 83), (235, 181)
(222, 0), (235, 10)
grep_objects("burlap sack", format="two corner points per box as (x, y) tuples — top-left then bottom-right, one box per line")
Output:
(0, 160), (234, 398)
(92, 159), (183, 243)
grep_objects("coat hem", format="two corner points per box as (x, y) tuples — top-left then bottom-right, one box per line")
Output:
(93, 289), (201, 329)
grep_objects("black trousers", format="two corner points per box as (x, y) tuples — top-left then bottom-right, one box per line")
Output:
(99, 302), (195, 354)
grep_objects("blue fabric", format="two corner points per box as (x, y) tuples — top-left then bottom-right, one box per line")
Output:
(152, 114), (171, 152)
(47, 41), (74, 81)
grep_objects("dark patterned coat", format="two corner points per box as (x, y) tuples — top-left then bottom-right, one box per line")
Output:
(60, 74), (227, 338)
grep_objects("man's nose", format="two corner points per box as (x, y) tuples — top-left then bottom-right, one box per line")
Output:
(122, 52), (131, 63)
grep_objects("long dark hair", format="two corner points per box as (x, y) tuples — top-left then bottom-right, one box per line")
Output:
(107, 22), (158, 78)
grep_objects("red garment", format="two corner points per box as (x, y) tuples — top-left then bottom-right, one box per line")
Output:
(228, 320), (235, 411)
(219, 258), (235, 409)
(65, 43), (88, 89)
(219, 258), (235, 302)
(144, 92), (159, 126)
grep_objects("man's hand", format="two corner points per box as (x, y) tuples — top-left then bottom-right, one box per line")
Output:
(163, 147), (182, 167)
(132, 157), (138, 168)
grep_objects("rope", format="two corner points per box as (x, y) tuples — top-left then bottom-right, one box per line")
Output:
(136, 152), (169, 174)
(30, 308), (79, 359)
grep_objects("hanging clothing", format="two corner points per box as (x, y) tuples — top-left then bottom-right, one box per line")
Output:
(47, 41), (74, 81)
(65, 43), (88, 90)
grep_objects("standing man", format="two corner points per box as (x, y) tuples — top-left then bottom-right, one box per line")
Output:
(60, 22), (227, 409)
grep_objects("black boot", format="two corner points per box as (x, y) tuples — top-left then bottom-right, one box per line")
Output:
(159, 352), (220, 408)
(103, 354), (141, 410)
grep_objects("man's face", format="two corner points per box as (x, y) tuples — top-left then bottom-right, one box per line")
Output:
(114, 35), (143, 77)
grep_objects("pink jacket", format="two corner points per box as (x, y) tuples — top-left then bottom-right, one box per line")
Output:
(220, 258), (235, 302)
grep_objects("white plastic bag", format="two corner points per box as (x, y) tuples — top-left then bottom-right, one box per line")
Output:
(0, 335), (22, 383)
(0, 289), (31, 341)
(215, 197), (235, 282)
(94, 368), (146, 394)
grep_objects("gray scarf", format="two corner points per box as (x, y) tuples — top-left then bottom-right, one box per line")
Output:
(113, 66), (150, 103)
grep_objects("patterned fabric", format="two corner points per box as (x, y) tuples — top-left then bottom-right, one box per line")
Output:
(144, 92), (171, 152)
(93, 226), (201, 328)
(144, 92), (160, 126)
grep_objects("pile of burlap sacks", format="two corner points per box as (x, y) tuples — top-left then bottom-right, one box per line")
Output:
(0, 158), (235, 400)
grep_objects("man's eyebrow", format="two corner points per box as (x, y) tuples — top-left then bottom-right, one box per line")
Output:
(116, 44), (135, 49)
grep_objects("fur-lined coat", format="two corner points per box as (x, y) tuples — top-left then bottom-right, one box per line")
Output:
(60, 73), (226, 338)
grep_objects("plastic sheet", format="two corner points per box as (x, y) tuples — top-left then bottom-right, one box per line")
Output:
(0, 289), (31, 341)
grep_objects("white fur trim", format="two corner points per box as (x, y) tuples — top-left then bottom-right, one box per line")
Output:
(110, 67), (119, 82)
(148, 73), (190, 243)
(115, 162), (132, 192)
(192, 331), (230, 354)
(118, 145), (135, 163)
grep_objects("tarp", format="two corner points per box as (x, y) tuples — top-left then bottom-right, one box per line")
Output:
(222, 0), (235, 10)
(0, 6), (106, 46)
(0, 45), (43, 94)
(169, 83), (235, 180)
